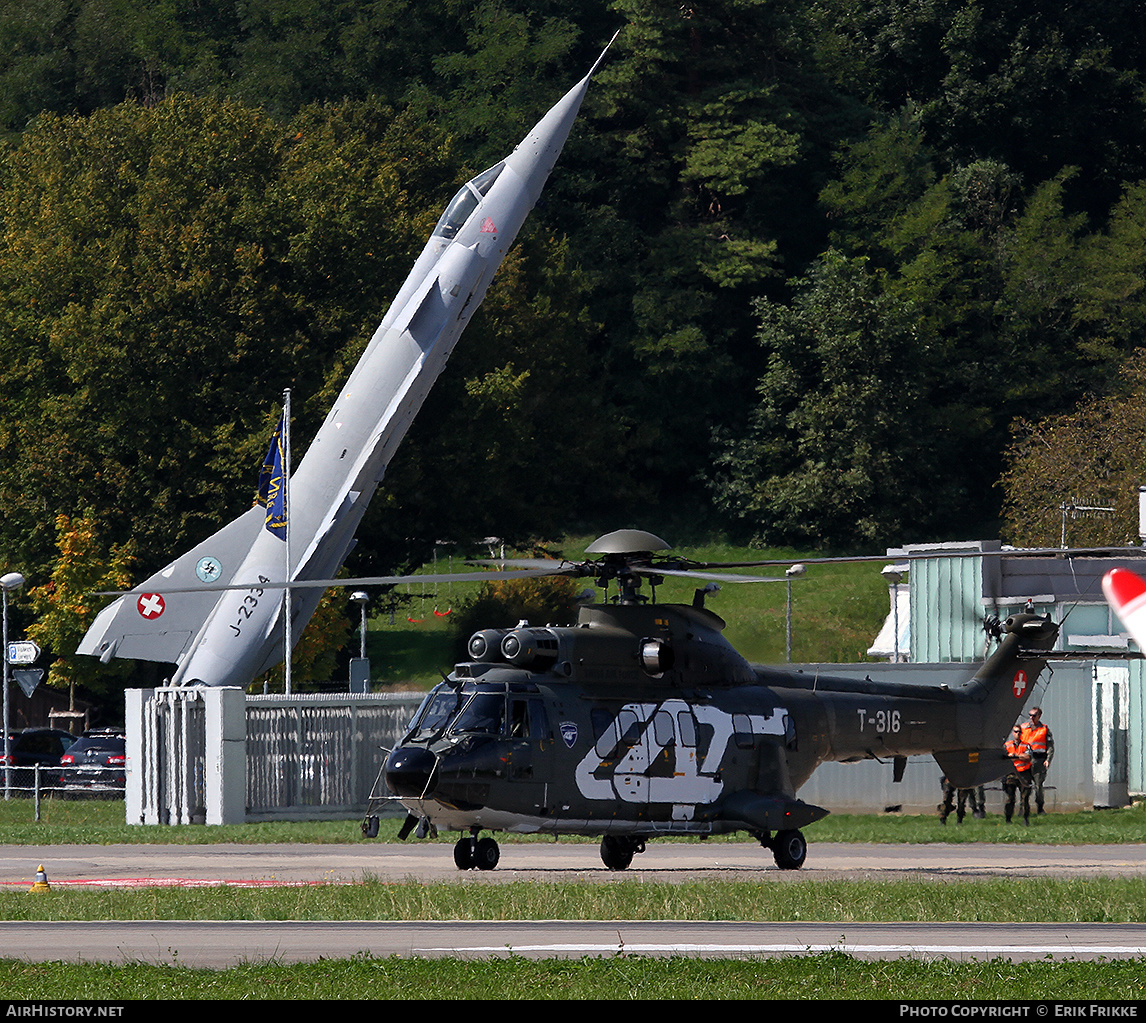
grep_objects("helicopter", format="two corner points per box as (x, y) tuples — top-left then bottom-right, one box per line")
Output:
(368, 528), (1061, 871)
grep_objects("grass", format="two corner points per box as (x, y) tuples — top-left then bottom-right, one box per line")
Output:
(3, 877), (1146, 923)
(5, 954), (1145, 1001)
(3, 796), (1144, 845)
(367, 535), (891, 686)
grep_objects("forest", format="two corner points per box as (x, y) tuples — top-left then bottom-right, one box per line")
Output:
(3, 0), (1146, 690)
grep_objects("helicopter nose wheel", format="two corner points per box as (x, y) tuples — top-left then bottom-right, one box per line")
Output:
(453, 830), (500, 870)
(600, 835), (645, 871)
(767, 829), (807, 870)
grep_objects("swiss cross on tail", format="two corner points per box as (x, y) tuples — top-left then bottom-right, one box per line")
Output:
(137, 593), (165, 619)
(1012, 669), (1029, 698)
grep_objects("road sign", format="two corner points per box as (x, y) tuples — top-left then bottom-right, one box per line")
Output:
(6, 641), (40, 665)
(11, 669), (42, 697)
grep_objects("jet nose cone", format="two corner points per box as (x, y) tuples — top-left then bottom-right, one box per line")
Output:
(384, 745), (437, 798)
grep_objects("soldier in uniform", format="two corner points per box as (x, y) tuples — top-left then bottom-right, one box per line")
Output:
(939, 776), (982, 824)
(1003, 725), (1033, 825)
(1021, 706), (1054, 814)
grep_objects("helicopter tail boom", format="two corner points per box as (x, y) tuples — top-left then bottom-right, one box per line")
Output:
(936, 612), (1058, 787)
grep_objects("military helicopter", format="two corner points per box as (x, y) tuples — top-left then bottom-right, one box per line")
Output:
(367, 529), (1061, 871)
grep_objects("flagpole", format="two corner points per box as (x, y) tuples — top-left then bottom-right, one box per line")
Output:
(283, 387), (292, 696)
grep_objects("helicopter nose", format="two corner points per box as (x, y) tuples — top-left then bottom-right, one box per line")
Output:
(384, 746), (437, 798)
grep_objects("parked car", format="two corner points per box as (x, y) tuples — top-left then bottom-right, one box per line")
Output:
(58, 730), (126, 795)
(0, 728), (78, 790)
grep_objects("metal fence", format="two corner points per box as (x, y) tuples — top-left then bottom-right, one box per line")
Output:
(126, 688), (424, 824)
(245, 693), (422, 820)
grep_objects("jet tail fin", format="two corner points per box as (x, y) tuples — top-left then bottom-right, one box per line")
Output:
(77, 506), (265, 667)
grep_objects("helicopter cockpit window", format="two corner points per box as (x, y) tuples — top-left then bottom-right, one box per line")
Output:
(508, 697), (553, 741)
(509, 698), (529, 738)
(451, 691), (506, 736)
(653, 710), (674, 747)
(432, 162), (505, 240)
(529, 699), (552, 741)
(407, 685), (464, 739)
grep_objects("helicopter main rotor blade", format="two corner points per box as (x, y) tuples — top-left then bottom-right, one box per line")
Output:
(692, 545), (1146, 570)
(628, 565), (789, 584)
(91, 566), (568, 597)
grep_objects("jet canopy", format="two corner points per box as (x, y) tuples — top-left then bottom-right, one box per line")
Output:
(433, 163), (506, 240)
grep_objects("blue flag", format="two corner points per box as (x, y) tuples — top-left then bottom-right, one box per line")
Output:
(256, 414), (287, 540)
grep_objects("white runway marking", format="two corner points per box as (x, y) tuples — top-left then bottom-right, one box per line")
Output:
(418, 942), (1146, 957)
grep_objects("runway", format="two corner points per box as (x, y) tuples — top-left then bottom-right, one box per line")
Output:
(1, 841), (1143, 965)
(1, 839), (1144, 885)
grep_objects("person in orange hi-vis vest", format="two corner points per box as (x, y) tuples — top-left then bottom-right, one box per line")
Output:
(1003, 725), (1034, 825)
(1020, 706), (1054, 815)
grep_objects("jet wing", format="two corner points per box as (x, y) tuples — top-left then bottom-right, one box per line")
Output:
(77, 506), (265, 667)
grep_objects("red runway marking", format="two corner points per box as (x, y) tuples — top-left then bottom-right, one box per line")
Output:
(0, 877), (347, 888)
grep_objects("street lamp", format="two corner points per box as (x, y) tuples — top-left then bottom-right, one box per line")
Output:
(882, 565), (904, 663)
(785, 564), (806, 662)
(349, 591), (370, 694)
(2, 571), (25, 799)
(351, 591), (370, 660)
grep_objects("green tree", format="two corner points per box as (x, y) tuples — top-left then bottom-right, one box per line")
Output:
(253, 587), (353, 694)
(809, 0), (1146, 220)
(1000, 359), (1146, 548)
(708, 250), (962, 546)
(26, 514), (136, 708)
(562, 0), (861, 513)
(449, 574), (580, 661)
(0, 93), (461, 578)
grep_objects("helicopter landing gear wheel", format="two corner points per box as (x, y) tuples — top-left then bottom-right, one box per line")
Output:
(453, 833), (500, 870)
(453, 836), (473, 870)
(474, 836), (500, 870)
(600, 835), (644, 871)
(772, 829), (807, 870)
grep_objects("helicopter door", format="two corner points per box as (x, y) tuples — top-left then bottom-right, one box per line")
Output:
(642, 703), (709, 814)
(505, 695), (554, 815)
(612, 705), (657, 804)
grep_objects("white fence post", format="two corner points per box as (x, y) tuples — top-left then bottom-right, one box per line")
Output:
(125, 688), (146, 825)
(204, 687), (246, 824)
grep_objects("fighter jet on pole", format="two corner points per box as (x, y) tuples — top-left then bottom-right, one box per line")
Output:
(78, 40), (614, 688)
